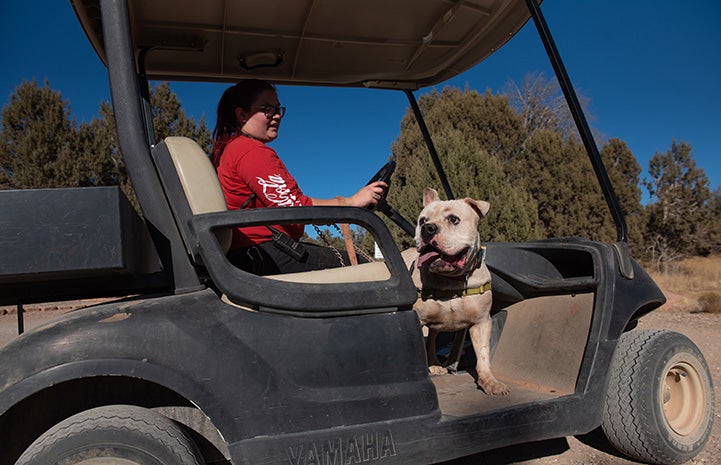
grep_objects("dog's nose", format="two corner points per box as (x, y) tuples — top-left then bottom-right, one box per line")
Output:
(421, 222), (438, 240)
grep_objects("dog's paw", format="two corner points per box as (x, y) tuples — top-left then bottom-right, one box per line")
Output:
(477, 378), (510, 396)
(428, 365), (448, 376)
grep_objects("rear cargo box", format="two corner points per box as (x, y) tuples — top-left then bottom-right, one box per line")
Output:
(0, 186), (165, 304)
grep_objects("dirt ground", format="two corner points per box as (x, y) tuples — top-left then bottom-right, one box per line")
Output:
(1, 303), (719, 465)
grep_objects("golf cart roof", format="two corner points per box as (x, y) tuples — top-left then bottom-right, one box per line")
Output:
(71, 0), (532, 89)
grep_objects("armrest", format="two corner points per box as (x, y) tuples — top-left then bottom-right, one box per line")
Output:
(189, 206), (417, 315)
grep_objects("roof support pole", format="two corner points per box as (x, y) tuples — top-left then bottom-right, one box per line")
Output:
(99, 0), (203, 291)
(525, 0), (634, 277)
(137, 48), (156, 147)
(403, 89), (455, 201)
(524, 0), (626, 242)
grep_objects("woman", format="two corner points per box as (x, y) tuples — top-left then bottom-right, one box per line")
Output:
(212, 79), (387, 275)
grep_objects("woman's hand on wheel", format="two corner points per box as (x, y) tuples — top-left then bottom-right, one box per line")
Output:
(347, 181), (388, 208)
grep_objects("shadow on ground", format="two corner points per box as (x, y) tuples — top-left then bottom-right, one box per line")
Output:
(437, 427), (632, 464)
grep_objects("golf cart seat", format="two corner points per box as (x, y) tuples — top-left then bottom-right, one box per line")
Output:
(153, 136), (232, 261)
(154, 136), (390, 284)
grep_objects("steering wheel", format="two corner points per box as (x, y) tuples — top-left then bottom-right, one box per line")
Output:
(366, 160), (395, 210)
(365, 160), (415, 237)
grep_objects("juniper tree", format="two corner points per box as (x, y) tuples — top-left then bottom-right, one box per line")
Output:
(0, 80), (78, 189)
(707, 188), (721, 255)
(644, 140), (712, 265)
(600, 138), (645, 255)
(388, 86), (539, 248)
(512, 129), (615, 241)
(1, 80), (212, 213)
(95, 82), (212, 207)
(150, 82), (212, 153)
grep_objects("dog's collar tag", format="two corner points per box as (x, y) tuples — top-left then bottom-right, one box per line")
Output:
(471, 245), (487, 271)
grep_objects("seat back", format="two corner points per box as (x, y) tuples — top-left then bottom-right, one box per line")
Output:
(153, 136), (232, 260)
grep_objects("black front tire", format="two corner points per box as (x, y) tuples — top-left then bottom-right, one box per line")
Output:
(16, 404), (204, 465)
(602, 329), (714, 465)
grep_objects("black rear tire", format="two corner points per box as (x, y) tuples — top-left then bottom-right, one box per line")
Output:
(602, 329), (714, 465)
(16, 404), (204, 465)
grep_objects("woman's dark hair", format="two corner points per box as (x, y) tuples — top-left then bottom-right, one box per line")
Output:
(211, 79), (276, 165)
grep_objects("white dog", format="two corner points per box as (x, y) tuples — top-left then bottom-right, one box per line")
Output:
(406, 188), (508, 395)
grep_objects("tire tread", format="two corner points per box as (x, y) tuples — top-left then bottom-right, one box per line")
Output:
(16, 405), (202, 465)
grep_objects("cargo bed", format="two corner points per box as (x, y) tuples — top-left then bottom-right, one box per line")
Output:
(0, 186), (166, 305)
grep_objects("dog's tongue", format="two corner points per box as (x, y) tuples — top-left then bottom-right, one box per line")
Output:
(417, 249), (467, 270)
(417, 249), (441, 269)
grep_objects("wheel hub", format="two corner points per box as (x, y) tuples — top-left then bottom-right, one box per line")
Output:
(662, 361), (705, 436)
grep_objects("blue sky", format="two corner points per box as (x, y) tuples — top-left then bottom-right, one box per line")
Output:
(1, 1), (719, 203)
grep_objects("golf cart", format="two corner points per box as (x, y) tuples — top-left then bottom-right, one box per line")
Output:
(0, 0), (714, 464)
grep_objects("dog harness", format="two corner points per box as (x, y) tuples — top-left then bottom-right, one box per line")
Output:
(418, 281), (492, 301)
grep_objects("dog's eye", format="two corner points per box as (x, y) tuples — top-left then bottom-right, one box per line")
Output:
(418, 217), (427, 226)
(447, 215), (460, 225)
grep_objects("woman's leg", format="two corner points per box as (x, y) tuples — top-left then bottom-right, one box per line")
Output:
(229, 241), (366, 275)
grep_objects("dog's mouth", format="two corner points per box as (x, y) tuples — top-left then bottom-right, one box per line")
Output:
(417, 243), (470, 272)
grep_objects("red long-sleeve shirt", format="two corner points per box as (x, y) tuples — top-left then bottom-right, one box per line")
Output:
(216, 135), (312, 249)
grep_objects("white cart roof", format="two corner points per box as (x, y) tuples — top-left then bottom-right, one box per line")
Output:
(71, 0), (532, 89)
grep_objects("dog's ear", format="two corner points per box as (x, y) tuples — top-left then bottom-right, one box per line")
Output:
(464, 198), (490, 218)
(423, 187), (441, 206)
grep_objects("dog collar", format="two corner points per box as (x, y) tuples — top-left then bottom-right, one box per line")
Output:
(418, 282), (492, 301)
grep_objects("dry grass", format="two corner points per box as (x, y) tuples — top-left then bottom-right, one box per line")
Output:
(697, 292), (721, 314)
(648, 255), (721, 314)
